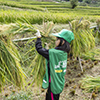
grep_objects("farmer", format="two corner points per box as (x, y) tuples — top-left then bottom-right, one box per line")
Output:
(35, 29), (74, 100)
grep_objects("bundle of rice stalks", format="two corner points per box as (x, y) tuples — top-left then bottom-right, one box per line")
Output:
(71, 20), (90, 31)
(28, 21), (55, 86)
(7, 20), (55, 86)
(8, 19), (95, 85)
(70, 19), (95, 57)
(80, 76), (100, 93)
(3, 22), (37, 36)
(96, 19), (100, 40)
(0, 35), (26, 91)
(96, 19), (100, 31)
(0, 24), (15, 37)
(81, 47), (100, 61)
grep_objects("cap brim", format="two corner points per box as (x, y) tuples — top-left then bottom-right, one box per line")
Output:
(52, 33), (61, 37)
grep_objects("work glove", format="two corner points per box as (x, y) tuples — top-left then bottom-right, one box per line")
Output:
(45, 42), (51, 49)
(45, 43), (49, 49)
(36, 29), (41, 38)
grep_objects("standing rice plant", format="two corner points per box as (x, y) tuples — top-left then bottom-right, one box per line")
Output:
(0, 9), (98, 24)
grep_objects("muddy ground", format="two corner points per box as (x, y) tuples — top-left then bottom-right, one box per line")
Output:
(32, 59), (100, 100)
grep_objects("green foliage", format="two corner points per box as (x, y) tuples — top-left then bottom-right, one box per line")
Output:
(4, 91), (32, 100)
(70, 0), (78, 9)
(84, 0), (91, 4)
(78, 0), (83, 2)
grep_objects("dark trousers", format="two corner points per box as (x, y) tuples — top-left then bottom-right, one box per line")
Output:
(45, 85), (60, 100)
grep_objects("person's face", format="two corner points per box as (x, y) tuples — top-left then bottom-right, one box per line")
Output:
(55, 37), (60, 47)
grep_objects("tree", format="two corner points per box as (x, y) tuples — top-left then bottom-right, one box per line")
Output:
(78, 0), (83, 2)
(70, 0), (78, 9)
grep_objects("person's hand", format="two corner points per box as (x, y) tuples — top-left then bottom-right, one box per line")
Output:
(36, 30), (41, 38)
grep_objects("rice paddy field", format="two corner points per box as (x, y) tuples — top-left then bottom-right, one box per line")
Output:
(0, 0), (100, 100)
(0, 0), (100, 24)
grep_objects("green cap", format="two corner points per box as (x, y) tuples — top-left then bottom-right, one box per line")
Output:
(52, 29), (74, 43)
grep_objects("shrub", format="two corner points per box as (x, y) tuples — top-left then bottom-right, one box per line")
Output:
(70, 0), (78, 9)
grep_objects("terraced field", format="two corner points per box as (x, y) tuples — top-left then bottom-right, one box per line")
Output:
(0, 0), (100, 24)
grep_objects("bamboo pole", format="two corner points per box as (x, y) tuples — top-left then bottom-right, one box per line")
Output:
(78, 56), (83, 72)
(12, 36), (37, 42)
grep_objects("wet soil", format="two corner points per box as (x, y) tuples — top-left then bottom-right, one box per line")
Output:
(33, 59), (100, 100)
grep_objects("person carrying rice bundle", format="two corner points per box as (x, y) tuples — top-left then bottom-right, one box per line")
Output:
(35, 29), (74, 100)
